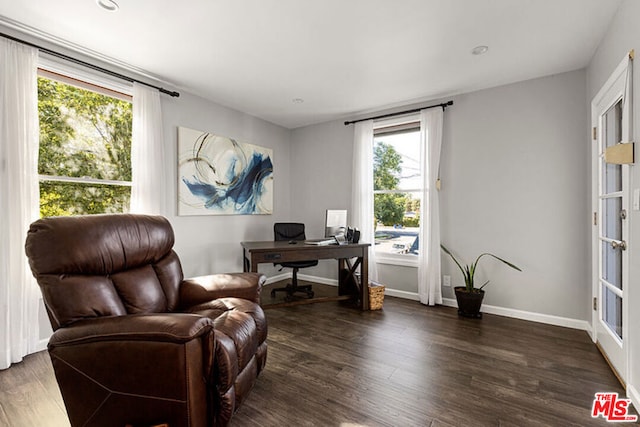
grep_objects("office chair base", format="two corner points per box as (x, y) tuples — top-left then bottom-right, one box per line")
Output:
(270, 283), (314, 301)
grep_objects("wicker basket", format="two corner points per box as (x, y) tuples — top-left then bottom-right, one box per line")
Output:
(368, 281), (385, 310)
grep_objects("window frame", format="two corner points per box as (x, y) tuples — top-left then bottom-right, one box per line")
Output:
(372, 115), (422, 267)
(37, 55), (134, 216)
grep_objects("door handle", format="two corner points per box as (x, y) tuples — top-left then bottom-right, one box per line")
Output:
(611, 240), (627, 251)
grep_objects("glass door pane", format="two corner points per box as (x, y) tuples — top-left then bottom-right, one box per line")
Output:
(602, 100), (623, 193)
(602, 286), (623, 340)
(601, 241), (622, 289)
(603, 197), (622, 240)
(603, 161), (622, 193)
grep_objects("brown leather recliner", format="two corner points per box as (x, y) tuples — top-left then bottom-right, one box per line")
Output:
(24, 214), (267, 427)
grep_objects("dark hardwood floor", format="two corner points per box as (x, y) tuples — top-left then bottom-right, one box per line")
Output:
(0, 289), (634, 426)
(0, 348), (68, 426)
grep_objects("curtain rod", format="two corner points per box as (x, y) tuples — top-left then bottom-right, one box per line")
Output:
(0, 32), (180, 97)
(344, 100), (453, 126)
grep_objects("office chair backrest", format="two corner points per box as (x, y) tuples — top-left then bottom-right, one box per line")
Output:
(274, 222), (306, 241)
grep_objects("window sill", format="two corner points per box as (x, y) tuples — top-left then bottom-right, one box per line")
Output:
(375, 253), (419, 268)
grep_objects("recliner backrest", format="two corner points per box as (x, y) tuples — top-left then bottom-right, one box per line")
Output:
(25, 214), (184, 330)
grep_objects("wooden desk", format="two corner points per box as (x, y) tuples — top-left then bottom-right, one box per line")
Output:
(241, 241), (370, 310)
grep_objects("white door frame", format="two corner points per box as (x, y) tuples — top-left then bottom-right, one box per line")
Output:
(591, 52), (633, 387)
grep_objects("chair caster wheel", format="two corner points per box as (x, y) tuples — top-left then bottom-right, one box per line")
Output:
(270, 289), (276, 297)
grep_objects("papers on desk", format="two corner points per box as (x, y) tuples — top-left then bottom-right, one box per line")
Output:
(305, 238), (337, 246)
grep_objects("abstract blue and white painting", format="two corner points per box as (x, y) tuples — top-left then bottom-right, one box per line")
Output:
(178, 127), (273, 215)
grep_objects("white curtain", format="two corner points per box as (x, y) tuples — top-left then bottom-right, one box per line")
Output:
(0, 39), (41, 369)
(130, 82), (166, 215)
(418, 107), (444, 305)
(351, 120), (378, 282)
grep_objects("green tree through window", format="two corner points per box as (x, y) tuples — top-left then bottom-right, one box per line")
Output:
(37, 73), (132, 217)
(374, 141), (406, 225)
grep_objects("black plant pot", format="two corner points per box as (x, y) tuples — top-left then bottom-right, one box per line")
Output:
(454, 286), (484, 318)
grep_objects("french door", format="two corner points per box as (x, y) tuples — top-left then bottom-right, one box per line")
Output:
(591, 53), (632, 385)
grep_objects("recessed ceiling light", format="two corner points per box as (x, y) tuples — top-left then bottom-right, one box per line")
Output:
(292, 98), (304, 104)
(471, 45), (489, 55)
(97, 0), (119, 12)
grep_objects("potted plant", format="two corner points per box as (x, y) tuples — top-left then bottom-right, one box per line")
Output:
(441, 244), (521, 318)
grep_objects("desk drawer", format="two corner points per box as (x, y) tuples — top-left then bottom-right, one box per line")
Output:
(251, 246), (364, 264)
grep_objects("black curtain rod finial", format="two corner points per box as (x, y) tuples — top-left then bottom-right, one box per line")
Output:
(160, 88), (180, 97)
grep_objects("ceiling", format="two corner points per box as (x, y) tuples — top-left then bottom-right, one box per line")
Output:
(0, 0), (623, 129)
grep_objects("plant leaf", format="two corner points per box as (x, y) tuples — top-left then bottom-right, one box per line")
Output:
(475, 253), (522, 272)
(441, 244), (467, 278)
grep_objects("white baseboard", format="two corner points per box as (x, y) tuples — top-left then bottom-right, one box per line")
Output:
(34, 338), (48, 353)
(283, 274), (421, 301)
(298, 274), (338, 286)
(264, 273), (290, 285)
(291, 272), (591, 332)
(384, 288), (420, 301)
(299, 274), (422, 302)
(628, 384), (640, 412)
(269, 273), (340, 287)
(441, 297), (592, 332)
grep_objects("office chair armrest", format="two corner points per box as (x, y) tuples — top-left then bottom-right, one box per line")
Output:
(180, 272), (266, 306)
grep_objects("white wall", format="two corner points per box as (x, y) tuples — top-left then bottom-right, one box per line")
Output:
(288, 120), (355, 279)
(291, 69), (590, 322)
(441, 70), (589, 320)
(586, 0), (640, 407)
(160, 92), (292, 278)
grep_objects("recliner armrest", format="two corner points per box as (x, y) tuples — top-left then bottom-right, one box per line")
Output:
(47, 313), (214, 426)
(48, 313), (214, 348)
(180, 272), (266, 307)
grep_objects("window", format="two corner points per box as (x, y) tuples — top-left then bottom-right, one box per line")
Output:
(37, 68), (132, 217)
(373, 118), (422, 264)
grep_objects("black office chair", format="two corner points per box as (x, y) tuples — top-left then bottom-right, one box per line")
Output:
(271, 223), (318, 301)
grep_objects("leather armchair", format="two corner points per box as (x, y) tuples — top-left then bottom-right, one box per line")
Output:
(25, 214), (267, 427)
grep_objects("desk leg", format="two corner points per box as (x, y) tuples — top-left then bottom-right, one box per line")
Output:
(338, 258), (353, 298)
(337, 253), (369, 311)
(243, 249), (257, 273)
(243, 249), (249, 272)
(338, 258), (344, 293)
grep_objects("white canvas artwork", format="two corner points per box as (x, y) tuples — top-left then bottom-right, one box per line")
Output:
(178, 126), (273, 215)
